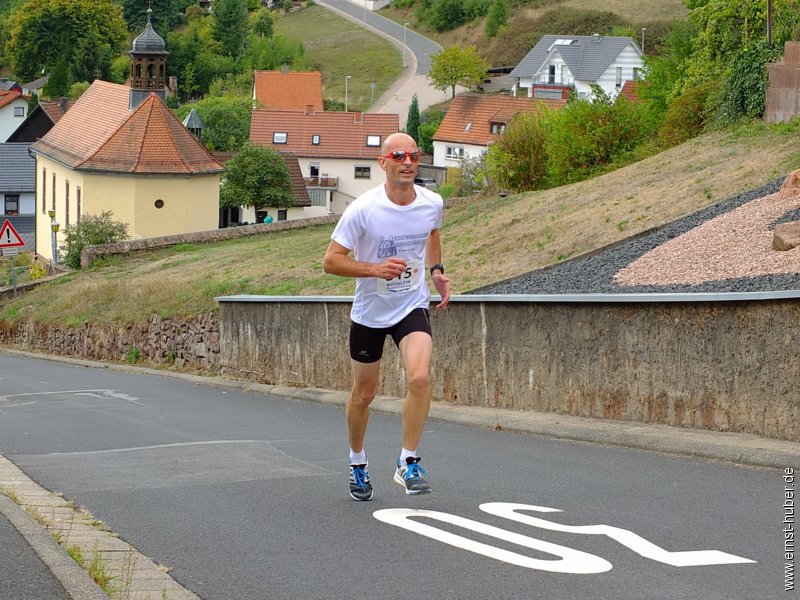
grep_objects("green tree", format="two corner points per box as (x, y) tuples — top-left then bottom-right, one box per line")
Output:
(720, 40), (782, 120)
(406, 94), (420, 142)
(122, 0), (193, 33)
(220, 144), (294, 209)
(485, 0), (508, 38)
(251, 8), (274, 38)
(6, 0), (127, 83)
(213, 0), (249, 59)
(68, 81), (90, 100)
(177, 95), (252, 151)
(27, 91), (38, 115)
(428, 45), (489, 98)
(41, 56), (71, 99)
(417, 108), (445, 154)
(485, 111), (550, 192)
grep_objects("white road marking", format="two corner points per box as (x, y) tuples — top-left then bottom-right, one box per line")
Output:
(0, 389), (149, 408)
(374, 502), (755, 572)
(373, 508), (612, 574)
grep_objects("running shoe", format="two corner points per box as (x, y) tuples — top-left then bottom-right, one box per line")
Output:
(349, 464), (373, 501)
(393, 456), (431, 495)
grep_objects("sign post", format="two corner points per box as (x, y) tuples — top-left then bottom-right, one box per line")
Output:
(0, 219), (26, 298)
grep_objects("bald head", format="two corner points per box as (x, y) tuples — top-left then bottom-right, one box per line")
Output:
(382, 132), (418, 154)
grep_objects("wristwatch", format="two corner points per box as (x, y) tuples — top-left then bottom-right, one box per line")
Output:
(429, 263), (445, 276)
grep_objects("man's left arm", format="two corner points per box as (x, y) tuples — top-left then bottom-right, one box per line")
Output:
(426, 228), (450, 310)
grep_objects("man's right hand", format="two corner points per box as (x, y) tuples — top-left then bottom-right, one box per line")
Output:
(374, 257), (408, 280)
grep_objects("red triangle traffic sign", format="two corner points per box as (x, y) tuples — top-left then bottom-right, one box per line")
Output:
(0, 219), (26, 248)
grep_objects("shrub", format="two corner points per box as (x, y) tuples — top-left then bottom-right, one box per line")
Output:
(485, 110), (550, 192)
(658, 81), (715, 147)
(62, 211), (129, 270)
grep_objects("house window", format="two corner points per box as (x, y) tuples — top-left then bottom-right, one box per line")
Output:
(548, 65), (556, 84)
(309, 164), (320, 177)
(4, 195), (19, 215)
(77, 186), (81, 223)
(277, 209), (287, 221)
(633, 67), (641, 81)
(312, 134), (320, 145)
(490, 122), (505, 135)
(446, 146), (464, 160)
(534, 89), (564, 100)
(42, 167), (46, 213)
(366, 135), (381, 147)
(355, 166), (371, 179)
(273, 132), (287, 144)
(13, 106), (24, 117)
(616, 67), (622, 88)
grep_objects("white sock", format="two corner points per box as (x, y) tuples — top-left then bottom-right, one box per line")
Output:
(349, 449), (367, 465)
(399, 447), (417, 465)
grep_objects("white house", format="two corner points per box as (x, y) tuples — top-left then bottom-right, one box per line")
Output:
(510, 34), (644, 101)
(0, 91), (29, 142)
(249, 108), (400, 216)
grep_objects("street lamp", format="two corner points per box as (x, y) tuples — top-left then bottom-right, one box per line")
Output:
(345, 75), (352, 112)
(403, 23), (409, 68)
(641, 27), (646, 54)
(370, 82), (376, 105)
(50, 220), (60, 265)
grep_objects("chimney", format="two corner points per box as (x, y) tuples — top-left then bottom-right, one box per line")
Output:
(353, 111), (363, 123)
(281, 64), (289, 75)
(169, 75), (178, 91)
(305, 104), (315, 115)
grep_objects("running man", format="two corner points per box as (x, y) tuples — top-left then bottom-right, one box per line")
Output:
(323, 132), (451, 501)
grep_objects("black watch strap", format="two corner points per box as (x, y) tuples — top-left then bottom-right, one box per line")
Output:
(429, 263), (445, 276)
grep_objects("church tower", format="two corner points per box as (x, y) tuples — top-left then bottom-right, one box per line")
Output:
(129, 8), (168, 110)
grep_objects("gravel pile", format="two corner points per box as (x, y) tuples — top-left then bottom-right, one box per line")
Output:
(473, 177), (800, 295)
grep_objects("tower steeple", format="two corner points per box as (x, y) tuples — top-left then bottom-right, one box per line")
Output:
(128, 8), (168, 110)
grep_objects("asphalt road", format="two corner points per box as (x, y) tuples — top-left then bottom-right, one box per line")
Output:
(0, 352), (790, 600)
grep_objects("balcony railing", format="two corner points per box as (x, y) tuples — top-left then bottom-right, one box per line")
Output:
(304, 176), (338, 189)
(532, 76), (575, 87)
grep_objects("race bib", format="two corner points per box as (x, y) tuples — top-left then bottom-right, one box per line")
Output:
(377, 260), (422, 295)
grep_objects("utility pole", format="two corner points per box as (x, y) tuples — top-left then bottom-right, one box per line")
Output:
(767, 0), (773, 47)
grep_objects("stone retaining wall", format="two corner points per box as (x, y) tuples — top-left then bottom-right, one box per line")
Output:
(217, 295), (800, 442)
(0, 313), (220, 370)
(80, 215), (340, 268)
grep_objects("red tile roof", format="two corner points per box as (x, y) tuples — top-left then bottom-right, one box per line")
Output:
(31, 80), (224, 175)
(619, 80), (643, 103)
(38, 98), (72, 124)
(0, 90), (27, 109)
(253, 70), (324, 112)
(250, 110), (400, 160)
(433, 94), (566, 146)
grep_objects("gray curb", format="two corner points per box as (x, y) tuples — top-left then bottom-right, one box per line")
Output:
(0, 493), (108, 600)
(2, 347), (798, 469)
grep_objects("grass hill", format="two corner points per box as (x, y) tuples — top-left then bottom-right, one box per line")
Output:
(2, 119), (798, 327)
(380, 0), (689, 67)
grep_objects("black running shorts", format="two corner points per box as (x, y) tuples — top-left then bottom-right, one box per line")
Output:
(349, 308), (432, 363)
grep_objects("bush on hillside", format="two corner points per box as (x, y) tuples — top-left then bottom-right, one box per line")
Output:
(63, 212), (129, 270)
(485, 111), (549, 192)
(657, 81), (715, 147)
(544, 86), (657, 185)
(719, 40), (782, 122)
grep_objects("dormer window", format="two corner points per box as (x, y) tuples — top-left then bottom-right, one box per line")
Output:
(273, 132), (288, 144)
(366, 135), (381, 147)
(490, 122), (506, 135)
(465, 122), (472, 132)
(312, 134), (320, 145)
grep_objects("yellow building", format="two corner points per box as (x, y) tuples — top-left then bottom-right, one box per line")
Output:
(29, 11), (224, 263)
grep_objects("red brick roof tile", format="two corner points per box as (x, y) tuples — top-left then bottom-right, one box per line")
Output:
(253, 70), (324, 112)
(433, 94), (566, 146)
(619, 80), (643, 103)
(31, 80), (224, 175)
(250, 110), (400, 160)
(0, 90), (28, 109)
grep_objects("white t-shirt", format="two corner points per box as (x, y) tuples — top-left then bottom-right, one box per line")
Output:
(331, 184), (444, 328)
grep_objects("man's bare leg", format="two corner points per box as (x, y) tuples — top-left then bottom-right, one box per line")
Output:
(347, 359), (381, 454)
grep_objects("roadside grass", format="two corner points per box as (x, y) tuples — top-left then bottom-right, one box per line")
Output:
(1, 120), (799, 326)
(276, 4), (402, 111)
